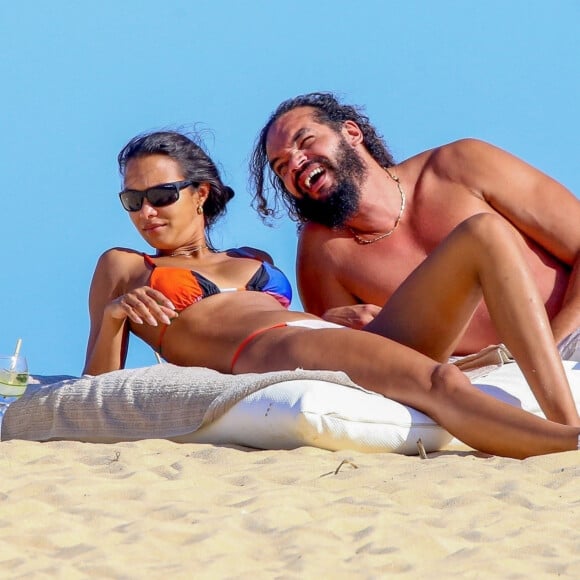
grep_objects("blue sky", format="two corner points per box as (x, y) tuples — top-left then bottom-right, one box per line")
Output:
(2, 1), (578, 376)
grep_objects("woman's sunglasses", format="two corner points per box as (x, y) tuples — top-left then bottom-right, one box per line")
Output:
(119, 180), (197, 212)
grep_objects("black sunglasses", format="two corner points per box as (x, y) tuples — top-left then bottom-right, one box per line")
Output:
(119, 180), (197, 212)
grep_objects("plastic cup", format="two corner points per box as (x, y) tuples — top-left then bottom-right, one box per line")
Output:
(0, 355), (29, 398)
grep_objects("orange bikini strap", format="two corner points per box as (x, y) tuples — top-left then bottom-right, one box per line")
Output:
(156, 324), (169, 356)
(230, 323), (287, 373)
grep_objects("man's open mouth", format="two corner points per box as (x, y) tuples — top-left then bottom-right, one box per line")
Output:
(297, 162), (329, 196)
(304, 167), (324, 189)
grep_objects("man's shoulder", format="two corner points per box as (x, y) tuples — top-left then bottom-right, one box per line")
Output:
(428, 138), (496, 167)
(414, 139), (506, 187)
(298, 222), (354, 254)
(396, 139), (492, 181)
(299, 221), (339, 242)
(300, 221), (327, 234)
(297, 223), (351, 267)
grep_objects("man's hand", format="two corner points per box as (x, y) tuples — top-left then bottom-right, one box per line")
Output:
(322, 304), (382, 329)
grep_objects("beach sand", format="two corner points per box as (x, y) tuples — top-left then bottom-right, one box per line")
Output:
(1, 440), (579, 578)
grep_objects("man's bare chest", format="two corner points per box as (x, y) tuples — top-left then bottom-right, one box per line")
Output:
(338, 194), (491, 303)
(340, 234), (430, 304)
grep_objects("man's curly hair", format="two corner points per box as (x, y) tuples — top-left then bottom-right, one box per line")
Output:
(249, 92), (395, 223)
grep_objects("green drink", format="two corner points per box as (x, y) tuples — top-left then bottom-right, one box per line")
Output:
(0, 355), (29, 398)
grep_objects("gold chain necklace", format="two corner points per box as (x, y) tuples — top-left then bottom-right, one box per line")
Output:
(158, 244), (209, 258)
(348, 168), (406, 245)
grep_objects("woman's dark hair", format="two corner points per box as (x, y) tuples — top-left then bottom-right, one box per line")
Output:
(249, 92), (395, 222)
(118, 130), (234, 230)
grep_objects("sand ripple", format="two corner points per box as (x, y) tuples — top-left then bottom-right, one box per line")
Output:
(0, 440), (579, 577)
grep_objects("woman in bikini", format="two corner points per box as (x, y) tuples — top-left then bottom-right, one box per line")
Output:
(84, 129), (580, 459)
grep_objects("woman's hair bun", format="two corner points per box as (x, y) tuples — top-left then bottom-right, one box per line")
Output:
(224, 186), (235, 201)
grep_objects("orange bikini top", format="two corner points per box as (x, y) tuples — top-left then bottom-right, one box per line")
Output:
(144, 248), (292, 311)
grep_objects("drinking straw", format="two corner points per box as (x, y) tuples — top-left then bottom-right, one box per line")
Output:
(14, 338), (22, 358)
(10, 338), (22, 370)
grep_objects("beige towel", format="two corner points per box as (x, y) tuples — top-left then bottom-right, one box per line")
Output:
(451, 344), (514, 379)
(2, 364), (359, 442)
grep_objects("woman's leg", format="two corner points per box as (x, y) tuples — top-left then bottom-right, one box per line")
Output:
(235, 325), (580, 459)
(364, 213), (579, 426)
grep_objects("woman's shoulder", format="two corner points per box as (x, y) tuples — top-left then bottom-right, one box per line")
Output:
(95, 247), (147, 272)
(228, 246), (274, 264)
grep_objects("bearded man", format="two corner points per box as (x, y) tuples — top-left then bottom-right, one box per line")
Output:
(250, 92), (580, 357)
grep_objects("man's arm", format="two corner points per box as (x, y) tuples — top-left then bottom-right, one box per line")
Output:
(438, 139), (580, 342)
(296, 224), (380, 328)
(552, 263), (580, 345)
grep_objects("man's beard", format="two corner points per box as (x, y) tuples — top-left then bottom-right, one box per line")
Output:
(293, 138), (367, 228)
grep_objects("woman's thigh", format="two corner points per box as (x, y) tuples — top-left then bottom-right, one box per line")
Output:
(234, 325), (445, 411)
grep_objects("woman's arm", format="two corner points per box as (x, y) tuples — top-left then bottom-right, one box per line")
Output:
(83, 249), (179, 376)
(83, 250), (131, 375)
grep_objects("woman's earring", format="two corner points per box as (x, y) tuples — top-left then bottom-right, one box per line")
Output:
(197, 205), (204, 215)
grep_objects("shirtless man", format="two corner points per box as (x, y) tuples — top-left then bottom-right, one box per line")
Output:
(250, 92), (580, 356)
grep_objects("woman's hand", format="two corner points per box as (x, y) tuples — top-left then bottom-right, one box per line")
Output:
(106, 287), (179, 327)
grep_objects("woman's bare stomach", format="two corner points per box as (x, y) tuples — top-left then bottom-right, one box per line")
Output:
(130, 292), (321, 372)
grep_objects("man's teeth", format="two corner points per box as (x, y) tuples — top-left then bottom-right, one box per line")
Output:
(305, 167), (324, 189)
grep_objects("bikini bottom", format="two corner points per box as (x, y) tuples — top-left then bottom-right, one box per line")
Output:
(230, 319), (344, 372)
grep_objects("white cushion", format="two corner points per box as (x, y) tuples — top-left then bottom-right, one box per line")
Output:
(183, 379), (453, 454)
(188, 360), (580, 453)
(6, 361), (580, 455)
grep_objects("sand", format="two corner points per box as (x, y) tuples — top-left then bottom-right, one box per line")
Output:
(0, 440), (579, 578)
